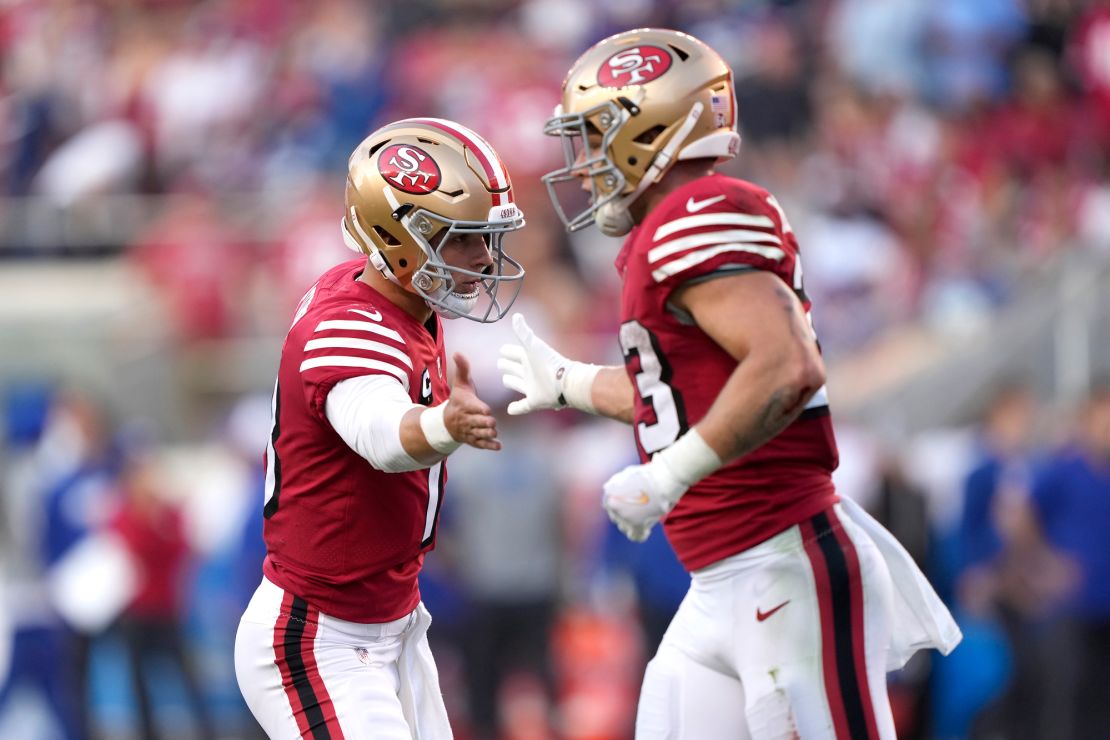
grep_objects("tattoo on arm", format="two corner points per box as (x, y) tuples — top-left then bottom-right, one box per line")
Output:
(729, 386), (808, 458)
(772, 283), (809, 342)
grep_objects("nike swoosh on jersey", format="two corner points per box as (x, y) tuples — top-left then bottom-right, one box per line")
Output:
(686, 194), (726, 213)
(350, 308), (382, 321)
(756, 600), (790, 622)
(613, 492), (652, 505)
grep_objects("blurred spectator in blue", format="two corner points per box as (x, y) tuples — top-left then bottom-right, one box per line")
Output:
(41, 391), (125, 740)
(959, 383), (1038, 579)
(0, 382), (86, 739)
(920, 0), (1028, 110)
(110, 450), (214, 740)
(600, 521), (688, 663)
(0, 388), (122, 740)
(1029, 382), (1110, 739)
(957, 382), (1077, 740)
(827, 0), (929, 98)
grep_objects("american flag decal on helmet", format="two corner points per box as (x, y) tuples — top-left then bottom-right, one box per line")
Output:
(711, 94), (728, 127)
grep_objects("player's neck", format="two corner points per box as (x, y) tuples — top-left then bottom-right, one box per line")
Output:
(631, 160), (716, 223)
(357, 261), (433, 323)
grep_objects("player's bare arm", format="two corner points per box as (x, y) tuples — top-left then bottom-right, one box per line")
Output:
(499, 313), (634, 421)
(588, 366), (635, 422)
(673, 270), (825, 461)
(602, 270), (824, 542)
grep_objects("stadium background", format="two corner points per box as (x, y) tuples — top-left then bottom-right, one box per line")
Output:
(1, 0), (1108, 738)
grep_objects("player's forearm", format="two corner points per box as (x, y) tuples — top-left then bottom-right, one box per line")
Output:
(589, 366), (636, 423)
(328, 376), (449, 472)
(695, 350), (824, 464)
(399, 407), (451, 466)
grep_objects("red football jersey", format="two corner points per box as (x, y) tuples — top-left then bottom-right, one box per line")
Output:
(261, 258), (449, 623)
(616, 173), (839, 571)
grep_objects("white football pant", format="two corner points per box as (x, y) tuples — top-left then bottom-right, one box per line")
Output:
(636, 505), (897, 740)
(235, 577), (451, 739)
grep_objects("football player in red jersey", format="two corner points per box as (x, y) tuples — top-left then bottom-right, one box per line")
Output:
(500, 29), (960, 739)
(235, 118), (525, 739)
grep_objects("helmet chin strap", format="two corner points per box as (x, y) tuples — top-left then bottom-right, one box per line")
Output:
(343, 210), (407, 288)
(594, 101), (705, 237)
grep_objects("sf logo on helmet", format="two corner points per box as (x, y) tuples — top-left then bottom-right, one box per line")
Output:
(378, 144), (442, 195)
(598, 45), (672, 87)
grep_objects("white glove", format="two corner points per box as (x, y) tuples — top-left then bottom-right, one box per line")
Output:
(498, 313), (599, 416)
(602, 457), (688, 542)
(602, 429), (723, 542)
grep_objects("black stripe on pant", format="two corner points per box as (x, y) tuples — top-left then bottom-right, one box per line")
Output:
(811, 511), (873, 740)
(284, 597), (332, 739)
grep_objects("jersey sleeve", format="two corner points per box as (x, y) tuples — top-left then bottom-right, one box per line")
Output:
(644, 183), (794, 295)
(296, 305), (415, 418)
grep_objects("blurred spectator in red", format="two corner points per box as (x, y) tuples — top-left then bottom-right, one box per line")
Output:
(111, 451), (214, 740)
(129, 192), (252, 340)
(1029, 382), (1110, 739)
(1069, 0), (1110, 148)
(989, 47), (1081, 173)
(264, 181), (352, 328)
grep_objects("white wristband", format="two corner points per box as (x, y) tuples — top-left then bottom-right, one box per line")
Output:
(419, 402), (461, 455)
(653, 428), (723, 488)
(560, 362), (602, 413)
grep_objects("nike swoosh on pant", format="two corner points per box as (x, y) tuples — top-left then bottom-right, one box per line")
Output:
(756, 600), (790, 622)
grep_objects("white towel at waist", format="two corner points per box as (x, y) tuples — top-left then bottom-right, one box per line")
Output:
(840, 495), (963, 670)
(397, 602), (452, 739)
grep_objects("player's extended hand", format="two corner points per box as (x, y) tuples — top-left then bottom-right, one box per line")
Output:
(498, 313), (573, 415)
(602, 458), (689, 542)
(444, 353), (501, 451)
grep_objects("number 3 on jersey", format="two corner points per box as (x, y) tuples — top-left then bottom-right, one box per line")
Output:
(620, 320), (687, 454)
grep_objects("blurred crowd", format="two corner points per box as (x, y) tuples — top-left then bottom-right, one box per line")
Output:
(4, 0), (1110, 346)
(1, 0), (1109, 739)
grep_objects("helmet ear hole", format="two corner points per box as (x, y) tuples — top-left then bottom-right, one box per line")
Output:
(372, 224), (402, 246)
(399, 258), (408, 268)
(634, 125), (667, 145)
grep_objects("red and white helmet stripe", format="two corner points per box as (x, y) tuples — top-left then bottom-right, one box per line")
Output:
(405, 117), (514, 205)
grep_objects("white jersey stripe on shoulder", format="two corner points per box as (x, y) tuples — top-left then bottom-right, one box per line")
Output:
(299, 356), (410, 389)
(304, 338), (414, 369)
(652, 243), (786, 282)
(648, 229), (782, 264)
(653, 212), (775, 242)
(314, 319), (404, 343)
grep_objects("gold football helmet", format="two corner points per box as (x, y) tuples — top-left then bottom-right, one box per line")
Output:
(543, 28), (740, 236)
(342, 118), (525, 322)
